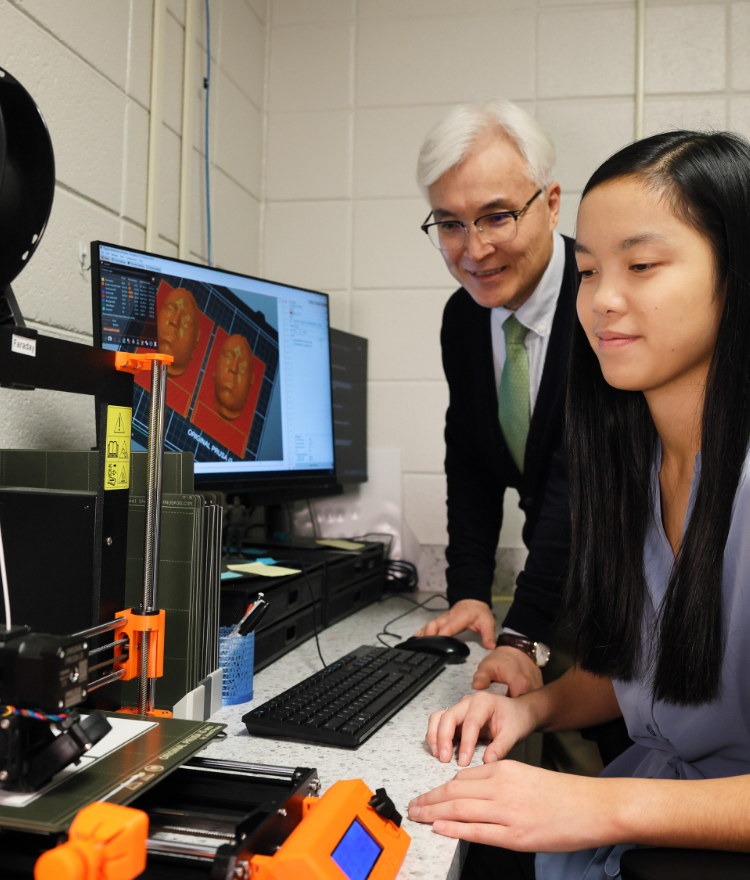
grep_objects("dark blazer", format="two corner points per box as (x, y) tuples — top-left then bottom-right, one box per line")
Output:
(442, 234), (578, 645)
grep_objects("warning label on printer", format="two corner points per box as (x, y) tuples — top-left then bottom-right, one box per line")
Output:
(105, 405), (132, 490)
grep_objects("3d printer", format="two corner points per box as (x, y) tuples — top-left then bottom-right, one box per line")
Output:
(0, 68), (410, 880)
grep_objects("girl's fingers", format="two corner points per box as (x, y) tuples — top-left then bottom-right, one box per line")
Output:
(456, 702), (495, 766)
(410, 795), (502, 826)
(434, 699), (472, 762)
(431, 820), (517, 849)
(483, 727), (517, 763)
(426, 694), (472, 759)
(408, 775), (497, 812)
(425, 710), (445, 756)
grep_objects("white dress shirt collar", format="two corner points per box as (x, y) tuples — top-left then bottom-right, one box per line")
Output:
(492, 230), (565, 339)
(490, 231), (566, 413)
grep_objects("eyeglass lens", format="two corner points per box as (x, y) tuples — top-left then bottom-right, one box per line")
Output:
(426, 213), (518, 250)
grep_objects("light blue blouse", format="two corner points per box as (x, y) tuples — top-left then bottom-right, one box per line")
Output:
(536, 448), (750, 879)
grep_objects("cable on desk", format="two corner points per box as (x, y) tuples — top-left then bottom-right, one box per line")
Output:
(286, 557), (327, 669)
(375, 593), (449, 648)
(348, 534), (417, 592)
(343, 532), (416, 591)
(384, 559), (418, 593)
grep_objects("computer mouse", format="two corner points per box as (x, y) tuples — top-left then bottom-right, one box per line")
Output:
(396, 635), (470, 664)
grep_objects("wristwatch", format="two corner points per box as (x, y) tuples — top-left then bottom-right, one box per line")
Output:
(496, 633), (551, 667)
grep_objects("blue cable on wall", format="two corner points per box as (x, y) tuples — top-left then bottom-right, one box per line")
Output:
(204, 0), (213, 266)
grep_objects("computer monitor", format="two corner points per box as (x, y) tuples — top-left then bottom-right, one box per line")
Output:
(329, 328), (368, 484)
(91, 242), (337, 499)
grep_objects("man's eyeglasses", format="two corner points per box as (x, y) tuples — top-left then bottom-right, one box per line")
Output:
(421, 189), (543, 251)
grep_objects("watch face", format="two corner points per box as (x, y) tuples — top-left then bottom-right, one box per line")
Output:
(535, 643), (551, 667)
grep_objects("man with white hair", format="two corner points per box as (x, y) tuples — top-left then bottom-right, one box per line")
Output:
(412, 101), (615, 771)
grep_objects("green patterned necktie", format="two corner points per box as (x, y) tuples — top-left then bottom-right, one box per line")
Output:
(498, 314), (531, 472)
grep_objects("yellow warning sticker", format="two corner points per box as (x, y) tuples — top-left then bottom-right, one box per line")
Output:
(105, 405), (132, 491)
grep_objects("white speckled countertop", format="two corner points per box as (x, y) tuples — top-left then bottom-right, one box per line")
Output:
(204, 592), (492, 880)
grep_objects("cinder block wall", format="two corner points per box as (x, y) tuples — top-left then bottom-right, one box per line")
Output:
(0, 0), (266, 448)
(2, 0), (748, 568)
(262, 0), (750, 561)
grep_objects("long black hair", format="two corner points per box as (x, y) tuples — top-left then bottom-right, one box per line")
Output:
(566, 131), (750, 705)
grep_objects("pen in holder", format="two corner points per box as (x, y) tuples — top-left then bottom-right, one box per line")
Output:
(219, 594), (269, 705)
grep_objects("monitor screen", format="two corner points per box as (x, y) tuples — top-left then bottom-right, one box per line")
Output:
(329, 328), (367, 484)
(92, 242), (336, 495)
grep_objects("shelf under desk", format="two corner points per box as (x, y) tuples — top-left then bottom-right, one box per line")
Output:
(204, 590), (489, 880)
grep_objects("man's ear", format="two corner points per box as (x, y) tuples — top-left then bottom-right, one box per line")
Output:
(546, 182), (561, 231)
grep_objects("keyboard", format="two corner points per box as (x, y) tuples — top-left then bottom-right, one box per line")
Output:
(242, 645), (446, 747)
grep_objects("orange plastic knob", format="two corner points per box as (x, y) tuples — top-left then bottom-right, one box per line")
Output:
(34, 803), (148, 880)
(35, 840), (97, 880)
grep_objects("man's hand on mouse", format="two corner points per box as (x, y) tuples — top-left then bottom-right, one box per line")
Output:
(412, 599), (496, 650)
(472, 645), (543, 697)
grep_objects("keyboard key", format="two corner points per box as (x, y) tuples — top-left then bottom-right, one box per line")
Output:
(366, 693), (401, 715)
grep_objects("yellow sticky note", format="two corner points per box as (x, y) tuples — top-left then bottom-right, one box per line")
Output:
(316, 538), (366, 551)
(104, 405), (132, 491)
(227, 562), (301, 577)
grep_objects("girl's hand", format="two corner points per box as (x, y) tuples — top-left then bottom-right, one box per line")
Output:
(408, 761), (617, 853)
(426, 690), (538, 767)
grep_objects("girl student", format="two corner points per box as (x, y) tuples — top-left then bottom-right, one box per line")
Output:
(407, 130), (750, 879)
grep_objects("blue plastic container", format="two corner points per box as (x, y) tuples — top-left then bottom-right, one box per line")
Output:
(219, 627), (255, 705)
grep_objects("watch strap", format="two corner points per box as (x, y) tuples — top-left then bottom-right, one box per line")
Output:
(496, 633), (549, 666)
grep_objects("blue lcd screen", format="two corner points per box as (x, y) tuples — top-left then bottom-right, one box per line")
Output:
(331, 818), (383, 880)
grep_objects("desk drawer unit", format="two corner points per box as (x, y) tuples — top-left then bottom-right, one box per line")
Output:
(253, 603), (325, 672)
(325, 573), (384, 627)
(245, 543), (385, 626)
(320, 546), (383, 596)
(220, 562), (325, 634)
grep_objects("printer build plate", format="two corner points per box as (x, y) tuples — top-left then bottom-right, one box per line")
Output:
(0, 713), (225, 834)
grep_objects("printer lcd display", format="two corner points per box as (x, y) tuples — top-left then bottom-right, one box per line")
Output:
(331, 817), (383, 880)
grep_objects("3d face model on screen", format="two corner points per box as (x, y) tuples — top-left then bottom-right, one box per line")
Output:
(214, 334), (255, 420)
(157, 287), (201, 377)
